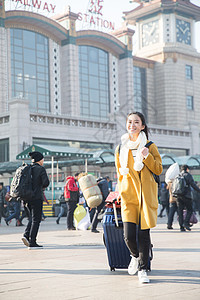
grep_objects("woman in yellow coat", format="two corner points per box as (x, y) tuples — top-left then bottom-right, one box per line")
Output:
(115, 112), (162, 284)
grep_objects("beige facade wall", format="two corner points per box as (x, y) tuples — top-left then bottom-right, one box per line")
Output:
(154, 55), (200, 130)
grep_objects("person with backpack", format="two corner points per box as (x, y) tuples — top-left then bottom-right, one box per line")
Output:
(174, 165), (200, 232)
(21, 151), (49, 249)
(115, 112), (162, 284)
(64, 173), (79, 230)
(90, 176), (109, 233)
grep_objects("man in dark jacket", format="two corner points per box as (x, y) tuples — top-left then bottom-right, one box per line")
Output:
(90, 177), (109, 233)
(21, 151), (49, 249)
(177, 165), (200, 232)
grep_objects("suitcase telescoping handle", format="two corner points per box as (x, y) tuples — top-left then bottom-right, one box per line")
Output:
(113, 201), (119, 227)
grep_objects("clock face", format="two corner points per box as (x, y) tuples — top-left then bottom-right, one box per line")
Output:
(176, 19), (191, 45)
(142, 20), (159, 47)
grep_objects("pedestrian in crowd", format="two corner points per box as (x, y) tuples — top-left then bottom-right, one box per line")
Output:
(158, 183), (169, 218)
(21, 151), (49, 249)
(0, 182), (7, 225)
(105, 176), (113, 192)
(41, 192), (49, 221)
(4, 197), (21, 226)
(177, 165), (200, 232)
(192, 182), (200, 215)
(56, 193), (68, 224)
(64, 173), (79, 230)
(18, 201), (30, 226)
(166, 180), (178, 229)
(90, 176), (109, 233)
(115, 111), (162, 283)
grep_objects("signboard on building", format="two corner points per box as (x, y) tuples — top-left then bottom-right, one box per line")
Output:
(5, 0), (56, 14)
(78, 0), (115, 31)
(5, 0), (115, 32)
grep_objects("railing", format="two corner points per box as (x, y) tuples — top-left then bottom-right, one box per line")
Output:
(0, 112), (192, 137)
(149, 126), (191, 137)
(30, 114), (117, 130)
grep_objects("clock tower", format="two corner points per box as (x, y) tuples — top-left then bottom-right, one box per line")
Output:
(124, 0), (200, 60)
(124, 0), (200, 133)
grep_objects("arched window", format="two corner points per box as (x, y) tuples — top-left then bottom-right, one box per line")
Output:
(10, 29), (50, 113)
(79, 46), (110, 119)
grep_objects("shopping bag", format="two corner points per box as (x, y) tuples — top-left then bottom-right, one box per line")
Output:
(177, 210), (198, 225)
(74, 204), (86, 229)
(77, 207), (91, 231)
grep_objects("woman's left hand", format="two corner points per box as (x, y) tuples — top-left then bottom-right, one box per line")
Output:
(141, 147), (149, 158)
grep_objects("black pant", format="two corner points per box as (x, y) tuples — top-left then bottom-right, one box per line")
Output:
(123, 222), (150, 271)
(24, 200), (43, 244)
(167, 202), (178, 226)
(91, 201), (105, 231)
(177, 197), (193, 228)
(159, 202), (169, 217)
(66, 201), (77, 229)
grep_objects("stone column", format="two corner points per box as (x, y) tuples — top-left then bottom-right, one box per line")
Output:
(55, 6), (80, 116)
(60, 43), (80, 116)
(9, 99), (31, 161)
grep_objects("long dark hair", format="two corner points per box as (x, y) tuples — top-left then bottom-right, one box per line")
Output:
(126, 111), (149, 140)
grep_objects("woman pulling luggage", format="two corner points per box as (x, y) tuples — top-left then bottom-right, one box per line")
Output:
(115, 112), (162, 283)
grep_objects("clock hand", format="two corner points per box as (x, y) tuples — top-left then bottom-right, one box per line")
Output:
(177, 25), (184, 33)
(183, 27), (189, 34)
(150, 23), (156, 35)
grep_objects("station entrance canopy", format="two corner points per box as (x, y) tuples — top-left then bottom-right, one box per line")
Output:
(16, 144), (94, 203)
(16, 144), (93, 161)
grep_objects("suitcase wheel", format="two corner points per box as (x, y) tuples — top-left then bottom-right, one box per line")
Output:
(110, 267), (115, 272)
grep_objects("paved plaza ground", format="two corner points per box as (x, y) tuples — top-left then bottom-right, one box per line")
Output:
(0, 215), (200, 300)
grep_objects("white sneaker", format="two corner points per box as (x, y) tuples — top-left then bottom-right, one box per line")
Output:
(128, 256), (138, 275)
(138, 270), (150, 283)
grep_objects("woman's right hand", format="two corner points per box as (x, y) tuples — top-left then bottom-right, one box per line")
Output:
(117, 194), (121, 204)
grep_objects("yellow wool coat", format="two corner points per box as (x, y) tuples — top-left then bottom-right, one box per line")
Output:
(115, 141), (163, 229)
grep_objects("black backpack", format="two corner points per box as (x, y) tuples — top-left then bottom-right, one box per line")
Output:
(118, 141), (160, 186)
(10, 164), (33, 202)
(171, 173), (187, 197)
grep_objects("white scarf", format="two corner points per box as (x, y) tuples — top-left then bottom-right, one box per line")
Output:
(119, 131), (147, 175)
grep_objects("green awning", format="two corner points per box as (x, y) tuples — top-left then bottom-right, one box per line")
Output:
(16, 144), (93, 160)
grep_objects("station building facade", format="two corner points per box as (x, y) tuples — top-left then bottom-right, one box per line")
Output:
(0, 0), (200, 183)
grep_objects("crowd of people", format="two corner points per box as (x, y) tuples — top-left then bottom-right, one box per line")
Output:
(158, 164), (200, 231)
(56, 173), (111, 233)
(1, 111), (200, 285)
(1, 160), (200, 235)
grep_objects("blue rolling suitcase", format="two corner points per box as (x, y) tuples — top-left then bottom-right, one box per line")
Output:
(103, 203), (153, 272)
(103, 204), (131, 271)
